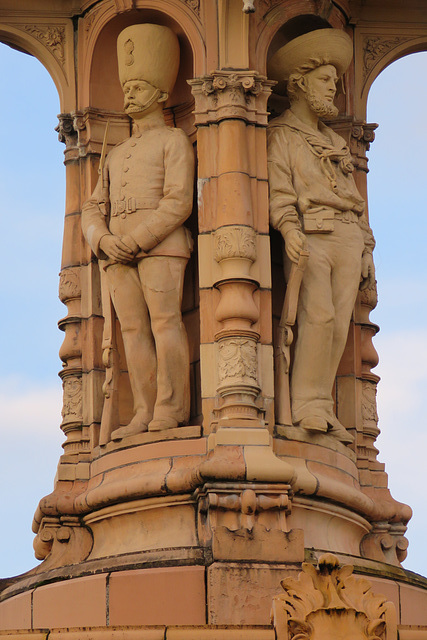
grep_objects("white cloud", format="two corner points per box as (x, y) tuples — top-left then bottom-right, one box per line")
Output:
(0, 377), (63, 436)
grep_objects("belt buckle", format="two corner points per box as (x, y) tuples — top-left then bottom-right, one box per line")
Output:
(127, 197), (136, 213)
(342, 211), (350, 223)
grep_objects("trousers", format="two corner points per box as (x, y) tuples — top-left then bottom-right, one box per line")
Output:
(105, 255), (190, 425)
(286, 220), (365, 424)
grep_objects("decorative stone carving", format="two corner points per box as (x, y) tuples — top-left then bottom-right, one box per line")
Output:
(81, 24), (194, 443)
(361, 380), (379, 436)
(363, 35), (413, 80)
(268, 30), (376, 444)
(197, 483), (304, 562)
(59, 267), (81, 303)
(184, 0), (200, 17)
(33, 516), (93, 570)
(272, 553), (397, 640)
(214, 225), (257, 263)
(361, 524), (409, 567)
(61, 375), (83, 427)
(23, 24), (65, 65)
(218, 337), (258, 385)
(352, 122), (377, 149)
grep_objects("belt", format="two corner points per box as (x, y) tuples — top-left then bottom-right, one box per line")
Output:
(334, 210), (359, 223)
(111, 197), (160, 217)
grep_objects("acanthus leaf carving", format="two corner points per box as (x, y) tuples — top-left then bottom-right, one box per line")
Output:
(218, 337), (258, 385)
(272, 553), (396, 640)
(23, 24), (65, 66)
(214, 226), (257, 263)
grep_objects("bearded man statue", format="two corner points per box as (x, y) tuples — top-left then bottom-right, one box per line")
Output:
(267, 29), (375, 443)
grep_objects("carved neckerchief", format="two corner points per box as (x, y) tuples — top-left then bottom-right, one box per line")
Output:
(284, 119), (355, 194)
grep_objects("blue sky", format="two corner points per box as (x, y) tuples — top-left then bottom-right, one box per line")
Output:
(0, 44), (426, 579)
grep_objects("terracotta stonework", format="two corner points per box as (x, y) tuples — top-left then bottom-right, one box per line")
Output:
(1, 0), (427, 638)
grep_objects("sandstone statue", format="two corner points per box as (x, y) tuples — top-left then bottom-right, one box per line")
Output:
(82, 24), (194, 441)
(268, 29), (375, 443)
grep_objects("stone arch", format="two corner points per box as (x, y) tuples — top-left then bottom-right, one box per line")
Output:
(254, 2), (347, 75)
(0, 22), (75, 112)
(355, 32), (427, 120)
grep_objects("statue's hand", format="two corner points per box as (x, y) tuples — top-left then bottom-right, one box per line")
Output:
(120, 234), (139, 255)
(360, 252), (376, 290)
(99, 234), (136, 263)
(284, 228), (307, 263)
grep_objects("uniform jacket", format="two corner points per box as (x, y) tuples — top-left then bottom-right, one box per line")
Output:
(82, 117), (194, 260)
(267, 109), (375, 253)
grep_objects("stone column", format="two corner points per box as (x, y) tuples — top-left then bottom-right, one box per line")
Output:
(190, 71), (294, 484)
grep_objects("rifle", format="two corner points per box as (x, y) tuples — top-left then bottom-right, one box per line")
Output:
(274, 249), (309, 426)
(97, 120), (120, 446)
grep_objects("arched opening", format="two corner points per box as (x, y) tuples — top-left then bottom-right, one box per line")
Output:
(0, 43), (65, 577)
(367, 51), (427, 576)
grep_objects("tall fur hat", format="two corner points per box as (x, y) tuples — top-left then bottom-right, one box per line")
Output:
(268, 28), (353, 82)
(117, 24), (180, 93)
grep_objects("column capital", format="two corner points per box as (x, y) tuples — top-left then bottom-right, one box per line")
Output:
(189, 70), (275, 125)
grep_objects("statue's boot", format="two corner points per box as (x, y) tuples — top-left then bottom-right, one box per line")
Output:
(299, 415), (328, 433)
(111, 411), (149, 441)
(327, 415), (354, 444)
(148, 417), (179, 432)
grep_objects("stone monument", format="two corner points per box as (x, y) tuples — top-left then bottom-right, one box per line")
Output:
(0, 2), (426, 639)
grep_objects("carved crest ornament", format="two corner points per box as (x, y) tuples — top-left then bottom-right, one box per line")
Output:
(272, 554), (395, 640)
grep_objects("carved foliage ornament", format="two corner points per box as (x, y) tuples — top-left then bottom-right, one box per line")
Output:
(214, 226), (257, 263)
(59, 268), (81, 302)
(23, 24), (65, 65)
(363, 36), (413, 81)
(61, 376), (83, 423)
(272, 554), (392, 640)
(218, 337), (258, 384)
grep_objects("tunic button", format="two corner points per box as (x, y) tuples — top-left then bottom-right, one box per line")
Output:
(122, 180), (127, 187)
(121, 213), (126, 219)
(123, 166), (129, 172)
(126, 153), (132, 158)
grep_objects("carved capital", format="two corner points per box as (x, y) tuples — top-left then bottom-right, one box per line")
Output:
(189, 71), (275, 126)
(351, 121), (378, 153)
(214, 225), (257, 264)
(218, 336), (259, 389)
(272, 553), (397, 640)
(56, 113), (77, 147)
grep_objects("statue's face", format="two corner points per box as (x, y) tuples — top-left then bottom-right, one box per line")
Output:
(302, 64), (339, 118)
(123, 80), (160, 117)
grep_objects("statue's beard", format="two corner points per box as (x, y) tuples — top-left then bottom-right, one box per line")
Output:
(306, 88), (339, 118)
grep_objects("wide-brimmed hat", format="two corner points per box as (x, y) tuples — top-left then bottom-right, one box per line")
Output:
(268, 28), (353, 82)
(117, 24), (180, 93)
